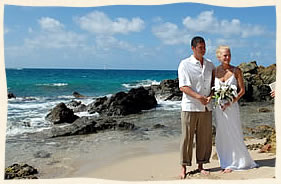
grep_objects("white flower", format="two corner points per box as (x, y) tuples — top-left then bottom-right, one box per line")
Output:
(213, 83), (238, 108)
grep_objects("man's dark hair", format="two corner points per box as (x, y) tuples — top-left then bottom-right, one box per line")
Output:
(191, 36), (205, 48)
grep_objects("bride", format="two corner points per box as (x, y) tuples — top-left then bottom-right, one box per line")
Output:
(213, 45), (258, 173)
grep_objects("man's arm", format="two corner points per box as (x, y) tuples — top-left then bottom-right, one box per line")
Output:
(180, 86), (209, 105)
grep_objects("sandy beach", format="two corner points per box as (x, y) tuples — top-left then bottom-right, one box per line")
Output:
(79, 138), (275, 181)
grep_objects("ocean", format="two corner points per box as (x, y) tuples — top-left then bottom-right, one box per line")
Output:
(5, 68), (275, 178)
(6, 68), (179, 137)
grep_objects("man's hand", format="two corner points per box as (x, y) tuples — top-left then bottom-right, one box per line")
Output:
(206, 96), (212, 104)
(197, 95), (209, 105)
(180, 86), (212, 105)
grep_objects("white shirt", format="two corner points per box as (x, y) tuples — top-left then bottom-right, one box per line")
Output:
(178, 55), (215, 112)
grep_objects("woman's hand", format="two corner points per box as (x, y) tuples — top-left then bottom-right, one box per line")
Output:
(270, 90), (275, 98)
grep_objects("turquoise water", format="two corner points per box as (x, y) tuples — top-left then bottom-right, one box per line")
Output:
(6, 68), (177, 97)
(6, 68), (179, 136)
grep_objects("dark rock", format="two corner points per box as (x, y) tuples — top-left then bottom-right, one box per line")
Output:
(239, 62), (276, 102)
(87, 87), (157, 116)
(72, 91), (85, 98)
(147, 79), (182, 101)
(23, 97), (37, 101)
(87, 96), (108, 114)
(244, 125), (275, 139)
(257, 107), (271, 113)
(22, 122), (31, 127)
(5, 163), (38, 179)
(50, 116), (136, 137)
(239, 61), (258, 74)
(51, 116), (98, 137)
(45, 103), (79, 124)
(8, 92), (16, 99)
(153, 124), (166, 129)
(67, 100), (87, 113)
(33, 151), (51, 158)
(117, 121), (136, 130)
(247, 143), (263, 150)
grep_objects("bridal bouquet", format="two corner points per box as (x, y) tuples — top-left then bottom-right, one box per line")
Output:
(212, 83), (238, 108)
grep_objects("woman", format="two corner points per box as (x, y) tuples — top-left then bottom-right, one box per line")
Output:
(214, 45), (258, 173)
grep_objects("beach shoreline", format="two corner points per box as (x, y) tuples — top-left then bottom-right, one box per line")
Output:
(79, 138), (275, 181)
(33, 136), (275, 181)
(5, 101), (275, 180)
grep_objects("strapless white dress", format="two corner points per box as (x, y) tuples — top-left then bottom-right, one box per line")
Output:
(214, 74), (258, 170)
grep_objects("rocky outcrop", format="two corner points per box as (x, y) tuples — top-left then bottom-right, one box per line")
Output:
(245, 125), (275, 139)
(45, 103), (79, 124)
(87, 86), (157, 116)
(238, 61), (276, 102)
(5, 163), (38, 179)
(8, 92), (16, 99)
(147, 79), (181, 101)
(72, 91), (85, 98)
(147, 61), (275, 102)
(244, 125), (276, 153)
(50, 116), (136, 137)
(67, 100), (87, 113)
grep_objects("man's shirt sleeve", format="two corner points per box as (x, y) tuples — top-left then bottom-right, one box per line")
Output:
(178, 62), (191, 88)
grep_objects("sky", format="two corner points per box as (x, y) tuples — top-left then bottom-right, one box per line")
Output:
(3, 3), (276, 70)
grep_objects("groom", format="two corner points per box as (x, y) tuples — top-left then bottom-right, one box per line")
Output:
(178, 36), (215, 179)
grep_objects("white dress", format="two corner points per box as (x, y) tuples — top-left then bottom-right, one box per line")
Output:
(214, 74), (258, 170)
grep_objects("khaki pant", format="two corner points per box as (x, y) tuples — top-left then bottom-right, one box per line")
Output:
(180, 111), (212, 166)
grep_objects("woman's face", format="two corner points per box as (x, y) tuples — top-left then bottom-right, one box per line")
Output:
(218, 48), (231, 65)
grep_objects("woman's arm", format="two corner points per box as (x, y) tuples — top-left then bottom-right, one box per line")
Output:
(207, 69), (216, 101)
(233, 67), (245, 103)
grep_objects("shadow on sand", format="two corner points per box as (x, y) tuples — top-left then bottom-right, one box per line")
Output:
(207, 157), (276, 173)
(255, 158), (275, 168)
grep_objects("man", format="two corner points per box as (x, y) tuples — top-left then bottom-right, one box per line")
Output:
(178, 36), (215, 179)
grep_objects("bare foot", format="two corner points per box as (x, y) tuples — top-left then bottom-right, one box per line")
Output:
(198, 163), (210, 175)
(199, 169), (210, 175)
(179, 166), (186, 179)
(222, 169), (232, 173)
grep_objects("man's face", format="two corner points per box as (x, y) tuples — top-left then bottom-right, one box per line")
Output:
(192, 42), (206, 58)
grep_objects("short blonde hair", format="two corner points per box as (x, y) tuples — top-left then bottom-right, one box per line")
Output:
(216, 45), (230, 58)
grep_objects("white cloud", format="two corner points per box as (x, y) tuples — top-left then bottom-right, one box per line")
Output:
(182, 10), (265, 38)
(38, 17), (65, 32)
(22, 17), (86, 49)
(24, 31), (86, 49)
(76, 11), (145, 35)
(183, 11), (218, 33)
(152, 22), (191, 45)
(215, 38), (247, 48)
(95, 35), (137, 52)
